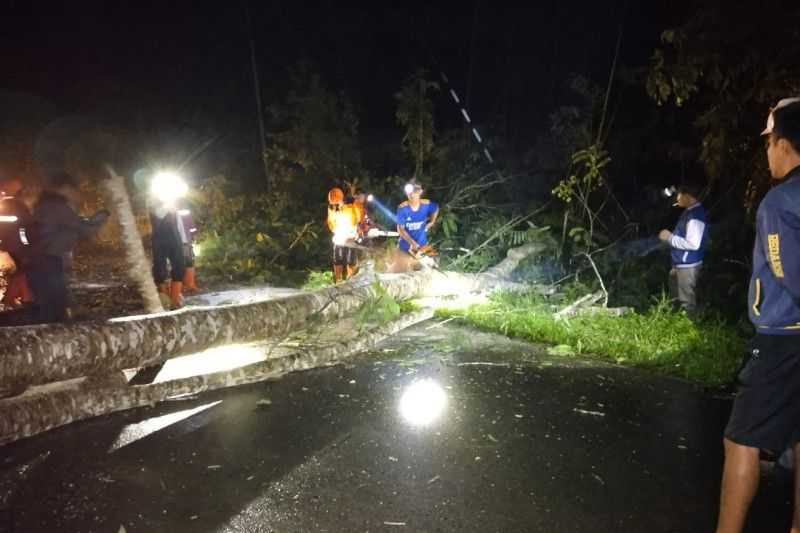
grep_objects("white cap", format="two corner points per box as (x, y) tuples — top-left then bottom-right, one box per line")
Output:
(762, 97), (800, 135)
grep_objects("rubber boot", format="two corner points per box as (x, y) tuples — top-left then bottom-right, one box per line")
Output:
(155, 282), (171, 309)
(169, 281), (184, 310)
(182, 267), (199, 294)
(333, 265), (344, 284)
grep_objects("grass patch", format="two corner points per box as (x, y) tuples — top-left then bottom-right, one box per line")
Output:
(399, 299), (423, 313)
(436, 290), (745, 386)
(301, 270), (335, 290)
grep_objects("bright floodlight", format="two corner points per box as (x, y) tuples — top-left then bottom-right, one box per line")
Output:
(399, 379), (447, 427)
(151, 171), (188, 204)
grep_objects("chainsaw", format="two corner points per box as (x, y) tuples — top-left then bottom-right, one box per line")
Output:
(365, 228), (399, 238)
(342, 227), (400, 248)
(409, 244), (440, 271)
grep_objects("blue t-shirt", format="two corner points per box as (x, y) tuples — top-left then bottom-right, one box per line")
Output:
(396, 200), (438, 252)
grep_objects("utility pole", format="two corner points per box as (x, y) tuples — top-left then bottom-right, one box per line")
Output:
(465, 0), (479, 111)
(244, 0), (270, 189)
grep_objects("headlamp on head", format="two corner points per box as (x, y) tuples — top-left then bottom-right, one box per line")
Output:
(661, 185), (677, 198)
(367, 193), (374, 202)
(404, 183), (422, 195)
(151, 171), (188, 206)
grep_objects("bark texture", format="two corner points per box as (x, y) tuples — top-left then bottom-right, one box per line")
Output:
(101, 170), (163, 314)
(0, 241), (546, 443)
(0, 273), (432, 392)
(0, 308), (433, 445)
(0, 241), (548, 393)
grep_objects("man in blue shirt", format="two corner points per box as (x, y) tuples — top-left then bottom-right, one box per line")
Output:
(716, 97), (800, 533)
(389, 179), (439, 273)
(658, 180), (709, 312)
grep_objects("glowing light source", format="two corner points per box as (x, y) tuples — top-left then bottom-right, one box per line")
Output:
(662, 186), (676, 198)
(0, 215), (18, 223)
(404, 183), (414, 195)
(367, 194), (374, 202)
(399, 379), (447, 427)
(151, 171), (188, 205)
(331, 209), (357, 246)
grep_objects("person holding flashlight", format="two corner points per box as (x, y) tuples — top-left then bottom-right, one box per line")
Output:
(389, 178), (439, 273)
(658, 180), (708, 313)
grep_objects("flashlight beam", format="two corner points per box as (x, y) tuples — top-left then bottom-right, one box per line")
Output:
(366, 195), (397, 224)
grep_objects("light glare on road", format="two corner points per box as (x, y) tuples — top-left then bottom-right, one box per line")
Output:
(399, 378), (447, 427)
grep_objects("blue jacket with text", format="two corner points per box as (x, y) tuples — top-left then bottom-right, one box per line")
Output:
(748, 165), (800, 335)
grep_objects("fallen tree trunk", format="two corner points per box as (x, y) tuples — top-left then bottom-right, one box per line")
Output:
(0, 308), (434, 445)
(0, 241), (547, 394)
(0, 273), (429, 393)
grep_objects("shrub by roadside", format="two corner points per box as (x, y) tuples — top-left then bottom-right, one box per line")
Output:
(436, 290), (745, 387)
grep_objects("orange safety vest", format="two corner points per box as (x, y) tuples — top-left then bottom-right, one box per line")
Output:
(327, 204), (359, 239)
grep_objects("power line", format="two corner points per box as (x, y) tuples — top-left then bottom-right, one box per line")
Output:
(439, 71), (494, 165)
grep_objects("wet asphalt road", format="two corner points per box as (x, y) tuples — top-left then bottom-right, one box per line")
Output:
(0, 323), (794, 533)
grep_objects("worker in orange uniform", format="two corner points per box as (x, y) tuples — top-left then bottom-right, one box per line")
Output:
(326, 187), (360, 283)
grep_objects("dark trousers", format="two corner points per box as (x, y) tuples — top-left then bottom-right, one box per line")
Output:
(28, 255), (68, 323)
(152, 239), (185, 284)
(182, 243), (195, 268)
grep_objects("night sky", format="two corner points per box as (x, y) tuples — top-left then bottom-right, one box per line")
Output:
(2, 1), (681, 181)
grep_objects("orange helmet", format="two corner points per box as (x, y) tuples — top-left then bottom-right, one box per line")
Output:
(328, 187), (344, 204)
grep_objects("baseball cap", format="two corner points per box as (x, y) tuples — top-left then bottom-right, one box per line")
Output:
(762, 97), (800, 135)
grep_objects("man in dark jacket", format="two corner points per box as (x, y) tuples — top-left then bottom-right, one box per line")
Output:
(28, 172), (108, 323)
(716, 97), (800, 532)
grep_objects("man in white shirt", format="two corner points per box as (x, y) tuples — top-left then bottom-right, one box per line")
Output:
(658, 181), (709, 313)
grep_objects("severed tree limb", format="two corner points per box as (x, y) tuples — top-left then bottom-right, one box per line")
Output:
(576, 252), (609, 307)
(0, 240), (547, 443)
(0, 308), (434, 445)
(0, 242), (544, 396)
(0, 273), (431, 393)
(554, 291), (604, 319)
